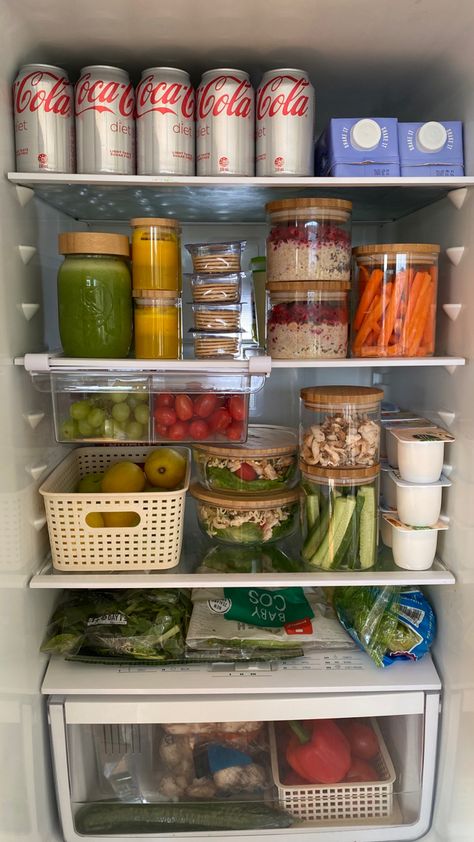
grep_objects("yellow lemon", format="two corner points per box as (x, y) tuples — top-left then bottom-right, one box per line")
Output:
(144, 447), (187, 490)
(85, 512), (105, 528)
(101, 461), (146, 494)
(103, 511), (140, 528)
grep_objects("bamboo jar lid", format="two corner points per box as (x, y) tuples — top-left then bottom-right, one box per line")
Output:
(300, 461), (380, 481)
(300, 385), (384, 407)
(353, 243), (440, 255)
(130, 217), (181, 228)
(58, 232), (130, 257)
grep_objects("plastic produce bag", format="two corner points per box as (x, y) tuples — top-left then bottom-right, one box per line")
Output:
(334, 586), (436, 667)
(41, 590), (192, 662)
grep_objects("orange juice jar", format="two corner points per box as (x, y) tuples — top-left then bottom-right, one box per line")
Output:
(133, 290), (182, 359)
(131, 217), (182, 291)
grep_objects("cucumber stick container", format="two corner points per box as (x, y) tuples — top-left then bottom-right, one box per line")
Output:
(300, 464), (380, 570)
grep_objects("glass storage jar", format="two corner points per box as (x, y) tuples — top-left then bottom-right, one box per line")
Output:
(265, 198), (352, 282)
(193, 424), (298, 494)
(300, 386), (383, 469)
(57, 232), (132, 358)
(266, 281), (350, 359)
(189, 483), (300, 544)
(300, 464), (380, 570)
(131, 217), (182, 291)
(352, 243), (440, 358)
(133, 290), (182, 359)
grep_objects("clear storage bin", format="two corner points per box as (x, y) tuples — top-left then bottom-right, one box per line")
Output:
(131, 217), (182, 292)
(193, 425), (298, 494)
(133, 290), (182, 360)
(189, 483), (299, 544)
(153, 391), (250, 443)
(266, 281), (350, 359)
(189, 272), (244, 303)
(185, 241), (246, 274)
(191, 330), (242, 359)
(266, 198), (352, 282)
(352, 243), (440, 357)
(300, 386), (383, 469)
(192, 303), (242, 332)
(54, 378), (151, 443)
(300, 464), (380, 570)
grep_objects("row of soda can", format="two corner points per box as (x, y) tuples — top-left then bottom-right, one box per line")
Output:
(13, 64), (315, 177)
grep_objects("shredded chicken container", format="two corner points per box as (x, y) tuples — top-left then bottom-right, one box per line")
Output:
(192, 424), (298, 494)
(300, 385), (383, 470)
(189, 483), (300, 544)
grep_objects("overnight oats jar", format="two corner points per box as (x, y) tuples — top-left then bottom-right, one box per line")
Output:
(265, 198), (352, 282)
(266, 281), (349, 359)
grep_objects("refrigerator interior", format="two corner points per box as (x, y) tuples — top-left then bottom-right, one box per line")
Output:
(1, 0), (474, 840)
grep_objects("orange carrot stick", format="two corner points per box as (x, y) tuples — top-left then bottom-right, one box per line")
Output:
(380, 270), (407, 347)
(401, 271), (429, 352)
(353, 286), (392, 349)
(354, 268), (383, 330)
(408, 279), (433, 355)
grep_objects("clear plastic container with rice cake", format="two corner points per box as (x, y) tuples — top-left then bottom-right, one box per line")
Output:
(189, 272), (244, 304)
(191, 330), (242, 359)
(186, 241), (246, 274)
(192, 303), (242, 332)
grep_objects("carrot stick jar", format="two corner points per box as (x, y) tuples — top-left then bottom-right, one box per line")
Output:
(351, 244), (440, 358)
(131, 218), (182, 292)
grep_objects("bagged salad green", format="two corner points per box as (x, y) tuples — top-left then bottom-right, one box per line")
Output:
(334, 586), (436, 667)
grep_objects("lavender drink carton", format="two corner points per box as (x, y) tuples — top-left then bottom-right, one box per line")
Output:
(398, 121), (464, 176)
(315, 118), (400, 177)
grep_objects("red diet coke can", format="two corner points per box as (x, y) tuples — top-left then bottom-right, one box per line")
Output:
(13, 64), (75, 173)
(256, 69), (315, 176)
(75, 65), (135, 174)
(136, 67), (195, 175)
(196, 69), (254, 176)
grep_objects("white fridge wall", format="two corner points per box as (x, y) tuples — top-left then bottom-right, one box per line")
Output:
(2, 0), (474, 840)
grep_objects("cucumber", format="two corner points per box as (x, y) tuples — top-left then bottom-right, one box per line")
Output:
(306, 493), (320, 530)
(358, 485), (377, 569)
(75, 801), (293, 834)
(302, 496), (330, 561)
(331, 495), (357, 568)
(308, 496), (356, 570)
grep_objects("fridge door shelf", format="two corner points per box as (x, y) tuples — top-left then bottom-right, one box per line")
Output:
(8, 171), (474, 223)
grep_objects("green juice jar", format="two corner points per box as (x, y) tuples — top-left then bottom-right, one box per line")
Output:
(58, 232), (132, 358)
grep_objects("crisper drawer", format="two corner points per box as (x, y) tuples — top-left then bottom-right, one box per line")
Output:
(49, 689), (440, 842)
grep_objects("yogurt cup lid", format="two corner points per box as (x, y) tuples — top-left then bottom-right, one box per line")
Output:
(391, 426), (455, 444)
(389, 470), (452, 488)
(382, 514), (449, 532)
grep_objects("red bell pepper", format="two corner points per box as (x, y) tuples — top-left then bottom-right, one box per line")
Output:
(286, 719), (351, 784)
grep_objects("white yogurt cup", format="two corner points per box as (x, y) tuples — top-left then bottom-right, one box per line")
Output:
(391, 525), (438, 570)
(379, 514), (393, 547)
(390, 471), (451, 527)
(392, 426), (454, 483)
(385, 418), (436, 468)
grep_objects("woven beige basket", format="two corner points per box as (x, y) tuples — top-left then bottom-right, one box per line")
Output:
(40, 446), (190, 572)
(269, 719), (396, 822)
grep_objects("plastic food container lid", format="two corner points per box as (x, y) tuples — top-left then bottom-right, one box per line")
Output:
(130, 217), (181, 228)
(266, 281), (351, 292)
(193, 425), (297, 458)
(58, 232), (130, 257)
(185, 241), (246, 255)
(189, 272), (245, 283)
(300, 462), (380, 481)
(353, 243), (441, 256)
(300, 385), (384, 407)
(389, 470), (451, 488)
(190, 330), (243, 338)
(250, 256), (266, 270)
(390, 426), (455, 444)
(189, 482), (299, 509)
(192, 303), (242, 312)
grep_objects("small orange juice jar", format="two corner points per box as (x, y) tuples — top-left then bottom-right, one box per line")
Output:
(133, 290), (182, 359)
(131, 217), (182, 291)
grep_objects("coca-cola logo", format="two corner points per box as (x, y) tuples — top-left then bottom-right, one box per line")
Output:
(197, 75), (253, 119)
(257, 75), (310, 120)
(136, 75), (194, 119)
(14, 70), (72, 116)
(75, 73), (135, 118)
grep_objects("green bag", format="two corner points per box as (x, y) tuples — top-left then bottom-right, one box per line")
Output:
(220, 587), (314, 628)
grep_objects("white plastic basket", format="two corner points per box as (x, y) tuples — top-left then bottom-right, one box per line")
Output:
(269, 719), (396, 822)
(39, 446), (190, 572)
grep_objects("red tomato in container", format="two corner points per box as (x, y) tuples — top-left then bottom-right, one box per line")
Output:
(193, 394), (218, 418)
(154, 424), (169, 437)
(227, 395), (246, 421)
(208, 408), (233, 433)
(175, 394), (194, 422)
(345, 758), (379, 782)
(155, 393), (174, 407)
(234, 462), (258, 481)
(167, 421), (189, 441)
(154, 407), (177, 427)
(341, 721), (379, 760)
(226, 422), (244, 441)
(189, 419), (210, 440)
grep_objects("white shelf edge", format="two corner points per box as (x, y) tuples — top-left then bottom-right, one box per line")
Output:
(29, 557), (455, 589)
(8, 172), (474, 189)
(271, 357), (466, 369)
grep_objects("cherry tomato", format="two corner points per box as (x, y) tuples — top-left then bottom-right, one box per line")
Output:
(189, 419), (210, 440)
(342, 721), (379, 760)
(208, 408), (233, 433)
(234, 462), (258, 481)
(225, 421), (244, 441)
(193, 394), (219, 418)
(175, 394), (194, 422)
(154, 407), (177, 427)
(154, 423), (169, 438)
(227, 395), (246, 421)
(155, 393), (175, 407)
(167, 421), (189, 441)
(345, 758), (379, 782)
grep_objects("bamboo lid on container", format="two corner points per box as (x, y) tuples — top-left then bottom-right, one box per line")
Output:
(130, 217), (181, 228)
(193, 425), (297, 459)
(189, 482), (299, 509)
(266, 281), (351, 292)
(300, 462), (380, 481)
(353, 243), (440, 255)
(300, 385), (384, 407)
(58, 232), (130, 257)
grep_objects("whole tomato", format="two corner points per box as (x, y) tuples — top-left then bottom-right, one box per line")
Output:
(345, 758), (379, 782)
(175, 394), (194, 422)
(155, 423), (169, 438)
(154, 407), (177, 427)
(155, 393), (175, 408)
(189, 419), (210, 440)
(341, 720), (379, 760)
(227, 395), (246, 421)
(208, 408), (233, 433)
(226, 422), (244, 441)
(193, 394), (219, 418)
(167, 421), (189, 441)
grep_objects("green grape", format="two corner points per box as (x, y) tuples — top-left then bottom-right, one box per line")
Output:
(134, 403), (149, 425)
(78, 419), (94, 437)
(88, 408), (106, 428)
(70, 400), (92, 420)
(135, 390), (149, 402)
(112, 402), (131, 423)
(61, 419), (78, 441)
(109, 392), (128, 404)
(125, 420), (143, 440)
(127, 396), (139, 410)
